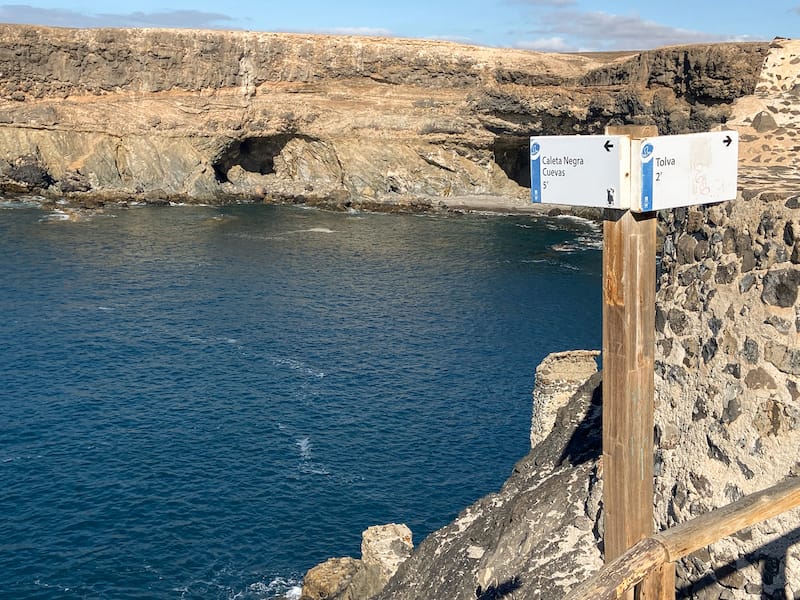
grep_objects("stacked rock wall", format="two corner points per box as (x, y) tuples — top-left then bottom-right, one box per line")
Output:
(654, 193), (800, 598)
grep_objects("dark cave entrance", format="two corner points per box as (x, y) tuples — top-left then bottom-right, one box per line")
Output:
(493, 136), (531, 188)
(212, 135), (299, 183)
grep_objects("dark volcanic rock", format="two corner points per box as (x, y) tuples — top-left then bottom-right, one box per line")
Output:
(374, 374), (604, 600)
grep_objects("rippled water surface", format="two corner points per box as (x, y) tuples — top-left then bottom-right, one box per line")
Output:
(1, 203), (602, 599)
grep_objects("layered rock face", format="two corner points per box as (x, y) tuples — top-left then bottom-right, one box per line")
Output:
(0, 25), (767, 209)
(301, 39), (800, 600)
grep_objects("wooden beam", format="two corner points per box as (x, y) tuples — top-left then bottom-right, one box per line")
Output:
(565, 476), (800, 600)
(657, 475), (800, 562)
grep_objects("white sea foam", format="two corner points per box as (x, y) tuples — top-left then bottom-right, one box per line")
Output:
(289, 227), (335, 234)
(233, 575), (302, 600)
(553, 213), (602, 231)
(0, 197), (43, 209)
(272, 357), (325, 379)
(296, 437), (312, 460)
(39, 209), (72, 222)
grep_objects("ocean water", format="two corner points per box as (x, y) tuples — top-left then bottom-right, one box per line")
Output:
(0, 201), (602, 599)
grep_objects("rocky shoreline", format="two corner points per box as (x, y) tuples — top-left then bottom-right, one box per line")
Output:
(0, 25), (774, 208)
(3, 25), (800, 599)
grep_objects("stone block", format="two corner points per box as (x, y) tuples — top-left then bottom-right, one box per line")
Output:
(761, 268), (800, 307)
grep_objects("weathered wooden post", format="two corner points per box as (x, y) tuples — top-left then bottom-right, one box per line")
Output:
(530, 126), (738, 600)
(602, 125), (658, 600)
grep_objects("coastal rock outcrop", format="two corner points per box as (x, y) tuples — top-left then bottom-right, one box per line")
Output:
(375, 368), (604, 600)
(530, 350), (599, 448)
(0, 25), (769, 210)
(301, 38), (800, 600)
(300, 351), (607, 600)
(300, 524), (413, 600)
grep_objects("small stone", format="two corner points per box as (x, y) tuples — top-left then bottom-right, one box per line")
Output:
(765, 315), (792, 334)
(754, 399), (784, 436)
(708, 317), (722, 336)
(761, 268), (800, 307)
(723, 363), (741, 379)
(724, 483), (744, 503)
(694, 240), (709, 261)
(676, 234), (698, 264)
(739, 272), (756, 293)
(702, 338), (718, 363)
(737, 459), (755, 480)
(785, 220), (799, 245)
(741, 338), (759, 363)
(764, 342), (800, 375)
(788, 380), (800, 402)
(721, 227), (736, 253)
(722, 397), (742, 423)
(693, 397), (709, 421)
(689, 473), (712, 496)
(745, 366), (777, 390)
(655, 305), (667, 333)
(753, 110), (778, 132)
(715, 262), (737, 284)
(687, 210), (704, 233)
(668, 309), (690, 335)
(741, 250), (756, 272)
(707, 435), (731, 465)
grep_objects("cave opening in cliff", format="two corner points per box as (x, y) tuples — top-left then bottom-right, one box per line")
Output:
(213, 135), (296, 183)
(493, 136), (531, 188)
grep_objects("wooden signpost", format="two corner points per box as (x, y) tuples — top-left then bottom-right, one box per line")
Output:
(530, 125), (739, 599)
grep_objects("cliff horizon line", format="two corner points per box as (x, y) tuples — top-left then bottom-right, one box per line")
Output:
(0, 24), (788, 212)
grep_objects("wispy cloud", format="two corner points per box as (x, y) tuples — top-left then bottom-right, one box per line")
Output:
(512, 0), (576, 6)
(320, 26), (392, 37)
(515, 9), (742, 51)
(0, 4), (234, 29)
(515, 36), (571, 52)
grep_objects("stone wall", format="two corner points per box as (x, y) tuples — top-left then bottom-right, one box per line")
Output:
(654, 193), (800, 599)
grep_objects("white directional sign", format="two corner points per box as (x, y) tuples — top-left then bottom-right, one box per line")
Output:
(636, 131), (738, 212)
(530, 135), (631, 209)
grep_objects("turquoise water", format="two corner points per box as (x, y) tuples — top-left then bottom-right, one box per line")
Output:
(0, 202), (602, 599)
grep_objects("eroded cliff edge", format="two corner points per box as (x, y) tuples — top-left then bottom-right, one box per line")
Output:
(0, 25), (769, 210)
(301, 39), (800, 600)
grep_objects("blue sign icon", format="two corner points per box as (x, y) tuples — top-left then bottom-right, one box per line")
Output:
(530, 140), (542, 203)
(641, 142), (655, 211)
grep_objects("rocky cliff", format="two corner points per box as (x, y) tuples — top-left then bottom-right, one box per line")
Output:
(0, 25), (768, 210)
(300, 39), (800, 600)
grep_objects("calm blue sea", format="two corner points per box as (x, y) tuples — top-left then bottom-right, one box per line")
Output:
(0, 200), (602, 599)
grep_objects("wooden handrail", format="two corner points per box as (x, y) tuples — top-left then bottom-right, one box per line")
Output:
(565, 476), (800, 600)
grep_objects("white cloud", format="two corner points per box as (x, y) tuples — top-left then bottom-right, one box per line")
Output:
(322, 26), (393, 37)
(515, 36), (571, 52)
(0, 4), (234, 29)
(517, 9), (739, 51)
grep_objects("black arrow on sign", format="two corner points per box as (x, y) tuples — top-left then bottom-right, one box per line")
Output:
(604, 140), (614, 152)
(723, 135), (733, 147)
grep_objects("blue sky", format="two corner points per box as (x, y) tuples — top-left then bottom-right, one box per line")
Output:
(0, 1), (798, 51)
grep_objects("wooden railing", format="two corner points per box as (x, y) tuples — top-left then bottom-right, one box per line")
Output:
(565, 476), (800, 600)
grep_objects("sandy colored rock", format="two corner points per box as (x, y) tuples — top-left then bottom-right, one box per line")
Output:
(0, 25), (772, 210)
